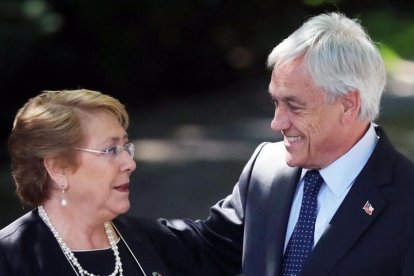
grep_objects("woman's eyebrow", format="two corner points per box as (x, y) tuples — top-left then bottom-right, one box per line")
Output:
(102, 134), (129, 144)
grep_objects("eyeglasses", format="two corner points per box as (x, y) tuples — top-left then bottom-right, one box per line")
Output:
(73, 143), (135, 159)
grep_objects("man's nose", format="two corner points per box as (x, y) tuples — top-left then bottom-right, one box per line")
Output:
(271, 106), (290, 132)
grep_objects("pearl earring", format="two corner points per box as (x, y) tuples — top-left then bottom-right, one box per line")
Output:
(60, 183), (68, 207)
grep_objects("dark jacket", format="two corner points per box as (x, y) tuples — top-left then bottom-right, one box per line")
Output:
(164, 126), (414, 275)
(0, 209), (199, 275)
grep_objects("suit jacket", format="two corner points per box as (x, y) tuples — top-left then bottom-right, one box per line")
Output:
(0, 209), (200, 276)
(164, 126), (414, 276)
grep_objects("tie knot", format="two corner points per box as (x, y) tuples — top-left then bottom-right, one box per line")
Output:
(303, 170), (323, 196)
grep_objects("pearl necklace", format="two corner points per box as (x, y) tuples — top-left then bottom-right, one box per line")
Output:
(38, 206), (124, 276)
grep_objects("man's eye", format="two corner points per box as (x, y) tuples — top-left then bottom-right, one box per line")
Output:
(288, 103), (302, 112)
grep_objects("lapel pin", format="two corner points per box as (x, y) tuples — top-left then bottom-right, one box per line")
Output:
(362, 200), (374, 216)
(152, 273), (162, 276)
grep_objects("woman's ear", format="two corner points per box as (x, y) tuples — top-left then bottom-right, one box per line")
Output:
(341, 90), (361, 124)
(43, 157), (67, 190)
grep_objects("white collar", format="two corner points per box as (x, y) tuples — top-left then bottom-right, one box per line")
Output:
(302, 123), (378, 198)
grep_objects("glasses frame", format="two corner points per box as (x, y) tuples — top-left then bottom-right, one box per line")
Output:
(73, 142), (135, 159)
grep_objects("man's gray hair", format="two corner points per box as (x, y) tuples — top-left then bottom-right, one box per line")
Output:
(267, 12), (386, 121)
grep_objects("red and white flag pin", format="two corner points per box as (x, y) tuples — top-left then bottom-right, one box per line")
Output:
(362, 200), (374, 216)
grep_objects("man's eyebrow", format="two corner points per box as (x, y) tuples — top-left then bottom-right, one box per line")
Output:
(268, 94), (305, 105)
(284, 96), (304, 104)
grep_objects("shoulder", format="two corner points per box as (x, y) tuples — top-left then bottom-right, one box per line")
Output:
(114, 215), (202, 275)
(255, 141), (285, 160)
(113, 215), (183, 246)
(0, 209), (39, 242)
(0, 209), (42, 273)
(246, 141), (289, 176)
(241, 141), (285, 171)
(370, 127), (414, 211)
(253, 141), (284, 156)
(374, 126), (414, 177)
(247, 141), (285, 166)
(114, 215), (169, 234)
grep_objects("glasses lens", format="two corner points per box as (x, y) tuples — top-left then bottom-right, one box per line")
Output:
(107, 146), (121, 158)
(125, 143), (135, 157)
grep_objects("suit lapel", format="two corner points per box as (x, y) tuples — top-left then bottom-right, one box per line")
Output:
(264, 166), (301, 276)
(301, 175), (386, 275)
(301, 126), (395, 276)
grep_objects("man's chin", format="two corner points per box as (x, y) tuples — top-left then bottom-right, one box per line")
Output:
(285, 155), (300, 168)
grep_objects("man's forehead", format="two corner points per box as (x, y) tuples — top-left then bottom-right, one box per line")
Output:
(271, 61), (308, 80)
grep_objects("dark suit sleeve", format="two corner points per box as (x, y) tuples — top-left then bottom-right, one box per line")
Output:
(160, 143), (268, 275)
(402, 230), (414, 275)
(0, 247), (13, 276)
(114, 215), (201, 275)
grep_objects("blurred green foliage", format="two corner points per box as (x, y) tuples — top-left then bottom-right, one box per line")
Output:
(364, 10), (414, 59)
(363, 10), (414, 70)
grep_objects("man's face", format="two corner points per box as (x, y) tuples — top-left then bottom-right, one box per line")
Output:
(268, 58), (348, 169)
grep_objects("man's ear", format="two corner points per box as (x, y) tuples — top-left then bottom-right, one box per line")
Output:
(43, 157), (68, 190)
(341, 90), (361, 124)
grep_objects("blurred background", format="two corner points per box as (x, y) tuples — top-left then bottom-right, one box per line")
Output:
(1, 0), (414, 228)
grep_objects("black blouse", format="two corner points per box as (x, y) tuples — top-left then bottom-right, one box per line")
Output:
(0, 210), (203, 276)
(73, 239), (143, 275)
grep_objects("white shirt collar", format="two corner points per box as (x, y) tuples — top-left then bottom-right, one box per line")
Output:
(302, 123), (378, 198)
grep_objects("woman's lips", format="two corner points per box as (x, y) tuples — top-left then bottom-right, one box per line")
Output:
(114, 184), (129, 192)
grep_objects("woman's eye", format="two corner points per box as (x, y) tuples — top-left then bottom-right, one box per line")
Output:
(105, 146), (120, 157)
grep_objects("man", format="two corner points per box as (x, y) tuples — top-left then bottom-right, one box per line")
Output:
(163, 12), (414, 276)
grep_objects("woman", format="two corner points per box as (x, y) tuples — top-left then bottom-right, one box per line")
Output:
(0, 89), (199, 276)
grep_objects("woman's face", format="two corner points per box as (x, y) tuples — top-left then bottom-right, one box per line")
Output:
(66, 111), (136, 222)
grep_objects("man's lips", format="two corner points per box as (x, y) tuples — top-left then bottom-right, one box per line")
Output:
(114, 184), (129, 192)
(281, 131), (303, 143)
(285, 136), (302, 143)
